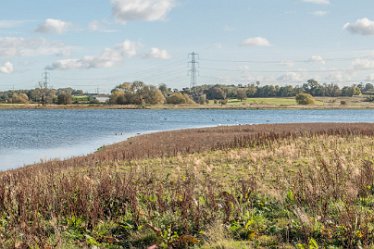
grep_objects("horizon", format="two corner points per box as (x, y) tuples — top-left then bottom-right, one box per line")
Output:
(0, 0), (374, 93)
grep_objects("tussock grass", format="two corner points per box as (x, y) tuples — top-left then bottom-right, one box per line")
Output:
(1, 123), (374, 248)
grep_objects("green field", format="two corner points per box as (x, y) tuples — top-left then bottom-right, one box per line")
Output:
(228, 97), (299, 106)
(1, 96), (374, 110)
(72, 95), (90, 103)
(207, 97), (326, 107)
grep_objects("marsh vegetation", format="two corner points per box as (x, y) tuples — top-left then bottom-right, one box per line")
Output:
(0, 123), (374, 248)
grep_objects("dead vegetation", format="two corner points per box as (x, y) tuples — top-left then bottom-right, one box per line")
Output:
(0, 123), (374, 248)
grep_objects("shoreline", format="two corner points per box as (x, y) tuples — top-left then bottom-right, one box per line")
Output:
(2, 106), (374, 111)
(0, 124), (222, 171)
(1, 102), (374, 111)
(5, 122), (374, 174)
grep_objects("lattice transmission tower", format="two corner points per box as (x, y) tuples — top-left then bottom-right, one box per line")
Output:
(188, 52), (199, 89)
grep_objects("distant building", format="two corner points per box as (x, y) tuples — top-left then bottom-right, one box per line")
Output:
(95, 96), (110, 103)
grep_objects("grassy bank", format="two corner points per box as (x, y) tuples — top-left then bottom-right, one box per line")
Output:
(1, 124), (374, 248)
(1, 97), (374, 110)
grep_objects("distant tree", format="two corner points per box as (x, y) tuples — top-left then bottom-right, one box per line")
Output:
(198, 94), (208, 104)
(257, 85), (277, 97)
(131, 81), (145, 92)
(111, 82), (167, 105)
(341, 86), (361, 97)
(11, 93), (29, 103)
(57, 88), (73, 96)
(141, 86), (165, 105)
(303, 79), (323, 96)
(72, 89), (84, 95)
(158, 83), (172, 97)
(166, 92), (195, 104)
(296, 93), (315, 105)
(278, 85), (295, 97)
(206, 87), (226, 100)
(57, 92), (72, 105)
(323, 83), (341, 97)
(237, 89), (247, 101)
(246, 84), (257, 97)
(110, 90), (125, 104)
(225, 87), (238, 98)
(364, 83), (374, 93)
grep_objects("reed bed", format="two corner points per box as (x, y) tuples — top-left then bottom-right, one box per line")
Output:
(0, 123), (374, 248)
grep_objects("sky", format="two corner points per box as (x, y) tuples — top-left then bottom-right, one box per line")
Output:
(0, 0), (374, 92)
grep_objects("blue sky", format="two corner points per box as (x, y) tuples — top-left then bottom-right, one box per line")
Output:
(0, 0), (374, 92)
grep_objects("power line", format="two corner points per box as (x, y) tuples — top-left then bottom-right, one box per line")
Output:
(199, 56), (364, 64)
(201, 67), (373, 73)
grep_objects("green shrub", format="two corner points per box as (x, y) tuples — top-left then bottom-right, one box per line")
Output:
(166, 93), (195, 105)
(295, 93), (315, 105)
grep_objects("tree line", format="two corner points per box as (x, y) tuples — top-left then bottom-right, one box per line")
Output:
(1, 79), (373, 105)
(109, 80), (374, 105)
(187, 80), (373, 100)
(0, 87), (97, 105)
(110, 81), (195, 105)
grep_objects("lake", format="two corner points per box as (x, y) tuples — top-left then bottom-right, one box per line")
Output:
(1, 109), (374, 170)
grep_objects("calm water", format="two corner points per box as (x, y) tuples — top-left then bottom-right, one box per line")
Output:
(1, 109), (374, 170)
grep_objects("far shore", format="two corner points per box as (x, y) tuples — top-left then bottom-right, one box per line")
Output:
(1, 96), (374, 110)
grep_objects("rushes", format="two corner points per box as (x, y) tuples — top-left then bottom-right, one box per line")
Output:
(0, 123), (374, 248)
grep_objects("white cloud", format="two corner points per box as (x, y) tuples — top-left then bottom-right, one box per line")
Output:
(145, 48), (170, 60)
(111, 0), (175, 24)
(46, 40), (138, 70)
(0, 62), (14, 74)
(241, 37), (271, 47)
(352, 58), (374, 70)
(0, 37), (71, 57)
(310, 55), (326, 64)
(311, 10), (328, 16)
(302, 0), (330, 5)
(36, 19), (70, 34)
(277, 72), (303, 82)
(344, 18), (374, 36)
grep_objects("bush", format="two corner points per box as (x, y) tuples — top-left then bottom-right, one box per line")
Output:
(166, 93), (195, 105)
(57, 92), (73, 105)
(11, 93), (29, 103)
(219, 99), (228, 105)
(296, 93), (315, 105)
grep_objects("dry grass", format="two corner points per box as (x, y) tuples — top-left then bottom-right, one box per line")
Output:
(1, 123), (374, 248)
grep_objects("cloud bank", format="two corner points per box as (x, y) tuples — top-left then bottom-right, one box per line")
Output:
(111, 0), (175, 23)
(0, 62), (14, 74)
(36, 19), (70, 34)
(0, 37), (71, 57)
(145, 48), (170, 59)
(46, 40), (138, 70)
(241, 37), (271, 47)
(344, 18), (374, 36)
